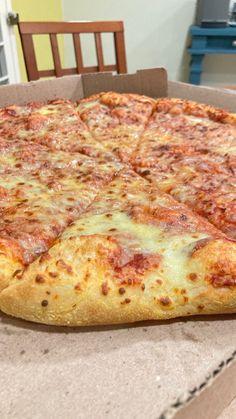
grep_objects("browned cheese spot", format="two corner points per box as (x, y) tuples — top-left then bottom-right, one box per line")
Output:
(127, 278), (135, 285)
(39, 253), (51, 264)
(48, 271), (59, 278)
(159, 296), (172, 307)
(56, 259), (73, 274)
(41, 300), (48, 307)
(156, 279), (163, 285)
(150, 195), (156, 202)
(210, 273), (236, 288)
(101, 281), (109, 296)
(84, 271), (90, 281)
(189, 273), (198, 281)
(198, 304), (205, 311)
(74, 283), (81, 291)
(121, 298), (131, 305)
(35, 274), (45, 284)
(12, 269), (23, 279)
(141, 170), (151, 176)
(119, 287), (126, 295)
(141, 284), (145, 291)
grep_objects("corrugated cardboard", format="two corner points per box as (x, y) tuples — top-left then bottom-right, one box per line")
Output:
(168, 80), (236, 113)
(0, 68), (168, 106)
(0, 68), (236, 419)
(174, 356), (236, 419)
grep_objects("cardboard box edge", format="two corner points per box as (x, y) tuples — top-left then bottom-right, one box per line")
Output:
(168, 80), (236, 112)
(170, 349), (236, 419)
(81, 67), (168, 97)
(0, 68), (168, 106)
(0, 75), (85, 106)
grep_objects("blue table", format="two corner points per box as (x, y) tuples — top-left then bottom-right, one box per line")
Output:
(188, 25), (236, 85)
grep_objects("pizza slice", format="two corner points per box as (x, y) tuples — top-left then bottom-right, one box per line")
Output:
(0, 148), (122, 291)
(34, 101), (115, 160)
(136, 165), (236, 239)
(0, 99), (112, 161)
(132, 99), (236, 238)
(154, 99), (236, 159)
(0, 100), (74, 142)
(1, 169), (235, 326)
(77, 92), (155, 162)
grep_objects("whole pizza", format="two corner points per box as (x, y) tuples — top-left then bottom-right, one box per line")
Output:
(0, 92), (235, 326)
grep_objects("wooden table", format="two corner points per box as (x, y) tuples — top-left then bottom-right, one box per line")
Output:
(188, 25), (236, 85)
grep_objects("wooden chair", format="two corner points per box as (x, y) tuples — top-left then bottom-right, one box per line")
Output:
(17, 21), (127, 81)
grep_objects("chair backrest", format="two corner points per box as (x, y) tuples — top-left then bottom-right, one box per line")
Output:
(17, 21), (127, 81)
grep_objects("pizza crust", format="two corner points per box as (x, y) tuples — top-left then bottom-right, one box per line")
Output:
(1, 229), (235, 326)
(0, 240), (24, 291)
(155, 97), (236, 124)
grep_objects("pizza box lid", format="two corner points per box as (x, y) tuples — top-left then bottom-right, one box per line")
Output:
(0, 68), (236, 419)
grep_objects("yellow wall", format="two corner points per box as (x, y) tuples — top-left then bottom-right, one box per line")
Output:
(12, 0), (64, 81)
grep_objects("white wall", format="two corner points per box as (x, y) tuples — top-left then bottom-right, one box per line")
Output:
(62, 0), (236, 85)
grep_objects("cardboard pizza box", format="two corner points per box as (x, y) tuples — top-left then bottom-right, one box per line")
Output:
(0, 68), (236, 419)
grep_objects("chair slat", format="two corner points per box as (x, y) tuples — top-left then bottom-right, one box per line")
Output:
(20, 34), (39, 80)
(95, 33), (105, 71)
(73, 34), (84, 73)
(114, 31), (127, 73)
(49, 34), (63, 77)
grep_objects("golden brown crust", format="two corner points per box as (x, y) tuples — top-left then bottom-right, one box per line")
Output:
(0, 240), (24, 291)
(156, 97), (236, 124)
(100, 91), (156, 108)
(1, 236), (236, 326)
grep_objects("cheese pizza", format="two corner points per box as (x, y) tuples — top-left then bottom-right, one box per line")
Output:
(0, 94), (235, 326)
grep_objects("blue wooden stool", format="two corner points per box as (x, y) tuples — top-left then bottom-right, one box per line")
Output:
(188, 25), (236, 85)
